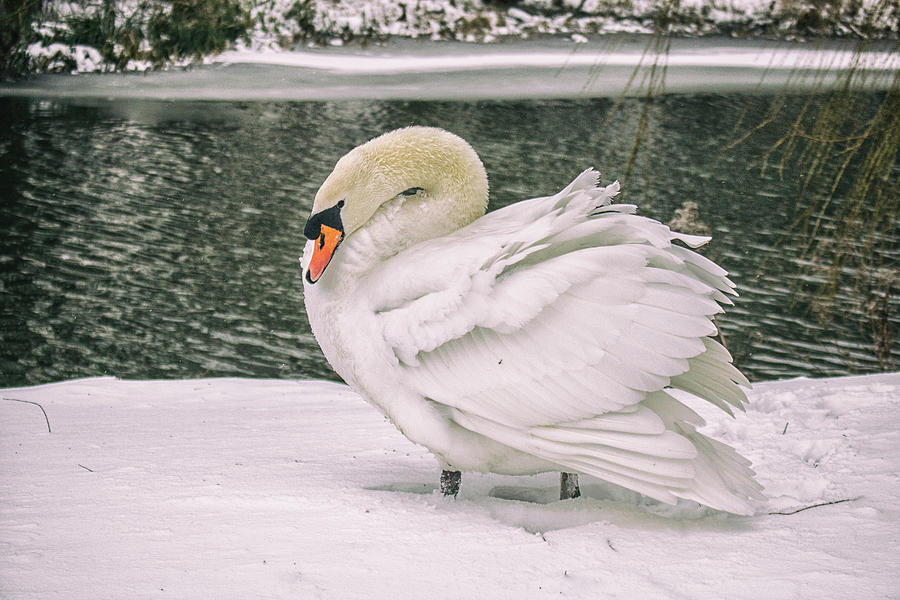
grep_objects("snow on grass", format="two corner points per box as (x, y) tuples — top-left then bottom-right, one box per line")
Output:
(237, 0), (900, 47)
(1, 373), (898, 598)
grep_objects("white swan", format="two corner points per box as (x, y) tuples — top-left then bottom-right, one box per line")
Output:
(301, 127), (764, 515)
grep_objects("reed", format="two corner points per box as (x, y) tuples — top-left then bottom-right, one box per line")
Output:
(728, 32), (899, 371)
(594, 0), (677, 201)
(600, 0), (899, 372)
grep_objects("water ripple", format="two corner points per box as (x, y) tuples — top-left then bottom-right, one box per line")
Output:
(1, 96), (896, 386)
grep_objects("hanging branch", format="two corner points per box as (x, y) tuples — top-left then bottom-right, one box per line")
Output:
(2, 397), (52, 433)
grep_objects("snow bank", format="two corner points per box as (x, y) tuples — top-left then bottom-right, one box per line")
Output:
(1, 373), (898, 598)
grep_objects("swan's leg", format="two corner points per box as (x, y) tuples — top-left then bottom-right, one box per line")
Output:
(560, 472), (581, 500)
(440, 469), (461, 497)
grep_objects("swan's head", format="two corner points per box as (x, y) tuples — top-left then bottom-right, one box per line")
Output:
(303, 127), (489, 284)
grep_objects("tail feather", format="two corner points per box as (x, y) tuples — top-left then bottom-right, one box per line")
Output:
(671, 423), (765, 515)
(452, 396), (763, 515)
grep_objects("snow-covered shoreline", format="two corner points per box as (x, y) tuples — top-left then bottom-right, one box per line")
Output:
(17, 0), (900, 76)
(2, 372), (898, 598)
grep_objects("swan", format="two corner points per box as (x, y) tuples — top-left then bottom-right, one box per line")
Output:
(301, 126), (764, 515)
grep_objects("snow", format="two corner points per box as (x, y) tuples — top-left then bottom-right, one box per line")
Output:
(232, 0), (900, 50)
(2, 372), (898, 598)
(25, 42), (104, 73)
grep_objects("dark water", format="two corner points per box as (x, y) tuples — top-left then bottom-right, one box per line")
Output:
(1, 95), (896, 387)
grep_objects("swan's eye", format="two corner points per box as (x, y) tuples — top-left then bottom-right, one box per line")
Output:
(400, 187), (423, 197)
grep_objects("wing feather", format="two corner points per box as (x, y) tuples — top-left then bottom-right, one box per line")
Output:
(368, 171), (759, 512)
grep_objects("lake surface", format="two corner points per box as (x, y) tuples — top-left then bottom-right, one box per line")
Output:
(1, 92), (896, 387)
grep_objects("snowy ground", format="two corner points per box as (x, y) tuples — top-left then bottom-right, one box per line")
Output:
(1, 372), (898, 599)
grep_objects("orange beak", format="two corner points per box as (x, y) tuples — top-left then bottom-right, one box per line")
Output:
(306, 224), (343, 284)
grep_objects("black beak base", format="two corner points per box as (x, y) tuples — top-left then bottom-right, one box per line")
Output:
(304, 200), (345, 241)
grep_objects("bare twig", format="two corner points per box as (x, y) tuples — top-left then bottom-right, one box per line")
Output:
(77, 464), (94, 472)
(2, 397), (51, 433)
(769, 497), (861, 515)
(713, 316), (729, 351)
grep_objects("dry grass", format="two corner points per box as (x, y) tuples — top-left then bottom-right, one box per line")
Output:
(728, 33), (899, 370)
(600, 0), (899, 371)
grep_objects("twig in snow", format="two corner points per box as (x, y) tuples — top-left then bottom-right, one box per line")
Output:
(782, 422), (789, 434)
(2, 397), (52, 433)
(768, 497), (861, 515)
(78, 464), (94, 472)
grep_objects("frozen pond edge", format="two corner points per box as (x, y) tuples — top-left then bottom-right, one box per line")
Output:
(2, 36), (898, 101)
